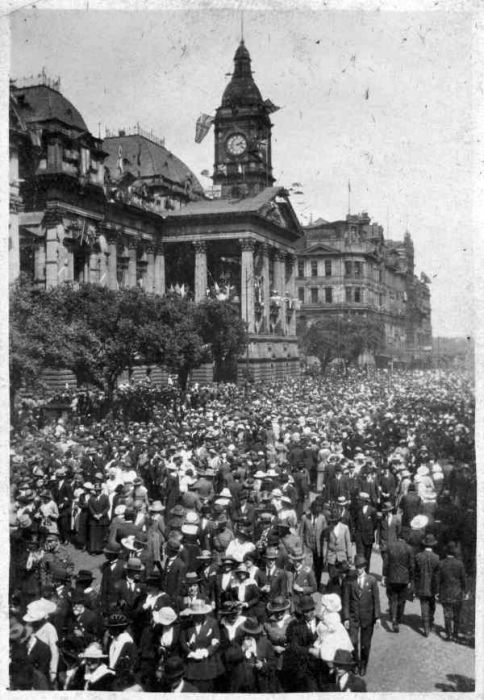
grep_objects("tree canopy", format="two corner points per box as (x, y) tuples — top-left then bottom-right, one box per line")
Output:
(300, 313), (385, 370)
(9, 281), (248, 403)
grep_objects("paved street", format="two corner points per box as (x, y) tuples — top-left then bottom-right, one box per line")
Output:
(67, 542), (475, 693)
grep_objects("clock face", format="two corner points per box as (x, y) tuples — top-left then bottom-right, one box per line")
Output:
(226, 133), (247, 156)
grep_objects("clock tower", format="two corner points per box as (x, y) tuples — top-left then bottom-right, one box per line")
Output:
(213, 40), (276, 199)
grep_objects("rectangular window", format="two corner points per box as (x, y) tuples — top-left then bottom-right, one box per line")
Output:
(344, 260), (352, 277)
(345, 287), (352, 303)
(354, 287), (361, 303)
(297, 260), (305, 278)
(311, 287), (319, 303)
(325, 260), (332, 277)
(378, 268), (383, 283)
(298, 287), (305, 302)
(379, 293), (383, 307)
(354, 261), (362, 277)
(325, 287), (333, 303)
(311, 260), (318, 277)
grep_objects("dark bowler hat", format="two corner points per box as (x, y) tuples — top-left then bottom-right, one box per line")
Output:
(298, 595), (315, 612)
(333, 649), (355, 668)
(267, 596), (290, 614)
(240, 617), (263, 635)
(354, 555), (367, 568)
(164, 656), (185, 681)
(422, 533), (438, 547)
(107, 612), (130, 629)
(76, 569), (94, 582)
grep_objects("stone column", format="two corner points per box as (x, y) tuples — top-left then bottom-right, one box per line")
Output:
(261, 243), (271, 333)
(34, 239), (46, 284)
(106, 231), (118, 290)
(88, 249), (99, 284)
(154, 243), (166, 296)
(287, 253), (297, 336)
(145, 245), (155, 293)
(193, 241), (208, 302)
(240, 239), (256, 334)
(127, 239), (137, 288)
(45, 213), (63, 288)
(60, 238), (74, 283)
(273, 250), (286, 334)
(99, 250), (109, 286)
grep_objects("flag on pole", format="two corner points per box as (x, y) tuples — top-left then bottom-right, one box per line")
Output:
(195, 113), (214, 143)
(420, 271), (431, 284)
(348, 179), (351, 193)
(200, 169), (210, 178)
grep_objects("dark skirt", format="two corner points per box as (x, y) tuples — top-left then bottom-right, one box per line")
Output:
(88, 519), (108, 554)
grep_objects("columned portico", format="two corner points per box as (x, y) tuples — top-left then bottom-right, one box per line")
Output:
(273, 250), (286, 334)
(154, 244), (166, 296)
(261, 243), (271, 332)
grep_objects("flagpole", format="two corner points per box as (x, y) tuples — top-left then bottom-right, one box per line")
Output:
(347, 180), (351, 216)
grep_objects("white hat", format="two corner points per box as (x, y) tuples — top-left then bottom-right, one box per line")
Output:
(79, 642), (108, 659)
(410, 514), (429, 530)
(153, 606), (177, 626)
(219, 488), (232, 499)
(23, 599), (56, 622)
(184, 511), (200, 525)
(417, 466), (430, 477)
(271, 488), (283, 499)
(320, 593), (342, 614)
(114, 504), (127, 516)
(83, 482), (95, 491)
(121, 535), (142, 551)
(359, 492), (370, 501)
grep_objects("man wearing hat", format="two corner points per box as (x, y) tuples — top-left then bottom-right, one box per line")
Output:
(283, 595), (319, 691)
(41, 533), (74, 590)
(259, 546), (288, 602)
(332, 648), (366, 692)
(415, 533), (441, 636)
(378, 501), (402, 580)
(286, 548), (317, 612)
(300, 499), (327, 591)
(163, 656), (198, 693)
(353, 493), (377, 573)
(99, 543), (125, 612)
(87, 484), (110, 555)
(73, 570), (98, 610)
(438, 541), (468, 642)
(342, 554), (380, 677)
(385, 534), (415, 633)
(162, 538), (188, 601)
(240, 617), (278, 692)
(114, 558), (146, 632)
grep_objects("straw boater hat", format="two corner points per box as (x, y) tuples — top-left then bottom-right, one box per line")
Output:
(182, 599), (212, 616)
(79, 642), (108, 659)
(149, 500), (165, 512)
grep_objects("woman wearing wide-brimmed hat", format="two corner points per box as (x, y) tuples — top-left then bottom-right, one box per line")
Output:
(66, 642), (115, 690)
(106, 612), (137, 677)
(179, 599), (225, 692)
(138, 606), (181, 691)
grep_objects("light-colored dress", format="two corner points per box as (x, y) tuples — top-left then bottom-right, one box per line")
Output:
(314, 611), (353, 662)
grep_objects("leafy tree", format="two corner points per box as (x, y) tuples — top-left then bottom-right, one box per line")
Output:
(9, 278), (75, 411)
(301, 313), (384, 371)
(194, 299), (248, 382)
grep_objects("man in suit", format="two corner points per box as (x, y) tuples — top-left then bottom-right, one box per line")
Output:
(239, 617), (277, 692)
(284, 595), (319, 691)
(99, 543), (125, 613)
(299, 499), (327, 590)
(415, 533), (440, 636)
(52, 468), (74, 544)
(113, 558), (146, 639)
(163, 656), (199, 692)
(285, 548), (317, 612)
(332, 648), (367, 692)
(259, 546), (287, 603)
(354, 493), (377, 572)
(162, 538), (187, 603)
(342, 554), (380, 677)
(438, 541), (468, 642)
(378, 501), (402, 581)
(385, 535), (415, 632)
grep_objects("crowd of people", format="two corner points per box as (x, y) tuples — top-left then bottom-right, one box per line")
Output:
(9, 368), (475, 691)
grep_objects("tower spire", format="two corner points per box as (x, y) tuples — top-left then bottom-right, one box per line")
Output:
(241, 10), (244, 42)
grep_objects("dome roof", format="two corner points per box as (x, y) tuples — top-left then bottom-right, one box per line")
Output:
(102, 133), (204, 196)
(221, 41), (263, 108)
(13, 85), (88, 132)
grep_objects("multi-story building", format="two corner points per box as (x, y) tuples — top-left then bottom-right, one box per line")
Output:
(296, 213), (432, 366)
(9, 42), (302, 384)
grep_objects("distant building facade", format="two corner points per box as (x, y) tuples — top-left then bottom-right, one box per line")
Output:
(296, 213), (432, 366)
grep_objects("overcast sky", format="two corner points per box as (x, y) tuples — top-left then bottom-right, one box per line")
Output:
(9, 4), (477, 338)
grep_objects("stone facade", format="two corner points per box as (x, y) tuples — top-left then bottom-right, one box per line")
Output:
(296, 213), (432, 366)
